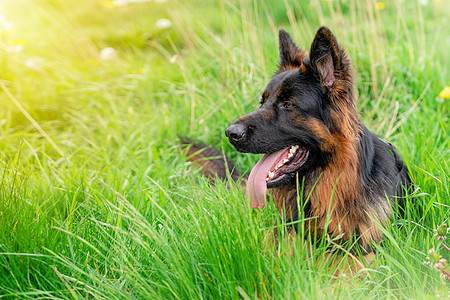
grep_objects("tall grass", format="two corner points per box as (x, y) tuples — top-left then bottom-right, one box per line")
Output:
(0, 0), (448, 298)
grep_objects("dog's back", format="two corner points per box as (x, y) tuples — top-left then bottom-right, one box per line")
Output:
(182, 140), (247, 190)
(360, 126), (412, 207)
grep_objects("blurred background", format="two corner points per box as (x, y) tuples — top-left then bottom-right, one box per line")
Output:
(0, 0), (448, 298)
(0, 0), (447, 160)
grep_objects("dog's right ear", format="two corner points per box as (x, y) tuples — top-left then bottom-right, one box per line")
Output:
(278, 29), (306, 71)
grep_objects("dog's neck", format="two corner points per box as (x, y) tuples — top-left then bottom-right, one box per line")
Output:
(270, 120), (390, 251)
(271, 103), (365, 237)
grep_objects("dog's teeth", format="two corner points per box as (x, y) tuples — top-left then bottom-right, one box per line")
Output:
(277, 163), (283, 168)
(283, 158), (288, 163)
(287, 153), (293, 159)
(268, 171), (274, 179)
(265, 177), (269, 181)
(289, 147), (296, 154)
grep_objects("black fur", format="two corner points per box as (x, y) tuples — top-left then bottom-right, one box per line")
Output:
(189, 27), (413, 257)
(223, 27), (413, 253)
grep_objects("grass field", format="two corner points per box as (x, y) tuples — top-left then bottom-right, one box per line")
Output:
(0, 0), (448, 298)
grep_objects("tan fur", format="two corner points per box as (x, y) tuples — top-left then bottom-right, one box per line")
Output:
(188, 27), (406, 277)
(269, 28), (392, 253)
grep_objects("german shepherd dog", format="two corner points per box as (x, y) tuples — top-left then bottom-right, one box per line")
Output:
(185, 27), (412, 267)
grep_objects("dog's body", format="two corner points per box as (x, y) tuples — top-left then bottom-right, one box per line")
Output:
(186, 27), (412, 257)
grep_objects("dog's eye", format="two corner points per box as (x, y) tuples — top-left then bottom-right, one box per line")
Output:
(282, 102), (294, 108)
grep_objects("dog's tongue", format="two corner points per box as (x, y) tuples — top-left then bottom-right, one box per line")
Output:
(246, 148), (287, 209)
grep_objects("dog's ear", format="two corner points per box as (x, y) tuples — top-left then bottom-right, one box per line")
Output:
(278, 29), (305, 70)
(309, 26), (351, 89)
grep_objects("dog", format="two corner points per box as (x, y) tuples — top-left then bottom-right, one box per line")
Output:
(185, 27), (412, 268)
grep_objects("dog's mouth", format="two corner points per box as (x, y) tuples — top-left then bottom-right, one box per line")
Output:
(246, 145), (309, 209)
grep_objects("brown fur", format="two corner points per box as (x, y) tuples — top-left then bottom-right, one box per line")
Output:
(186, 27), (412, 276)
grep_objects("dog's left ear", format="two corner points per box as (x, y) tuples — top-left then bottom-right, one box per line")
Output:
(309, 27), (351, 89)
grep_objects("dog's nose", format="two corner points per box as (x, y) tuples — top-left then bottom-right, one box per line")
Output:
(225, 123), (247, 143)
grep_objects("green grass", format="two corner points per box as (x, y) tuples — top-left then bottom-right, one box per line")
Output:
(0, 0), (448, 298)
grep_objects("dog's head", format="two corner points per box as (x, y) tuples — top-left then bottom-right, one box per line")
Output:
(225, 27), (359, 208)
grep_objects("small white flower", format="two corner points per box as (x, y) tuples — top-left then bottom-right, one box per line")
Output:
(169, 54), (177, 64)
(99, 47), (117, 61)
(2, 21), (13, 31)
(112, 0), (149, 5)
(113, 0), (128, 6)
(6, 45), (23, 53)
(25, 57), (45, 72)
(155, 18), (172, 29)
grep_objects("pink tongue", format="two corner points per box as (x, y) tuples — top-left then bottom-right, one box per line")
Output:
(246, 148), (288, 209)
